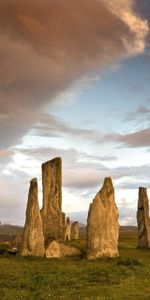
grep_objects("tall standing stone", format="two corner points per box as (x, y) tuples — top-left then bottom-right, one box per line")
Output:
(87, 177), (119, 259)
(64, 217), (71, 241)
(41, 157), (65, 245)
(21, 178), (45, 257)
(137, 187), (150, 248)
(72, 221), (79, 240)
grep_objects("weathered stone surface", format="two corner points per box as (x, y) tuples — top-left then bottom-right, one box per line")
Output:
(60, 243), (81, 257)
(137, 187), (150, 248)
(46, 241), (81, 258)
(64, 217), (71, 241)
(72, 221), (79, 240)
(41, 157), (65, 245)
(86, 177), (119, 259)
(21, 178), (45, 257)
(46, 240), (62, 258)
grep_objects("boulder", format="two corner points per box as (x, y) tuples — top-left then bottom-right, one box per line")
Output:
(60, 243), (81, 257)
(21, 178), (45, 257)
(46, 241), (81, 258)
(137, 187), (150, 248)
(46, 240), (62, 258)
(41, 157), (65, 245)
(86, 177), (119, 259)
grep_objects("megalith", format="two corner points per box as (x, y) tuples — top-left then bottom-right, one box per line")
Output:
(21, 178), (45, 257)
(41, 157), (65, 245)
(137, 187), (150, 248)
(86, 177), (119, 259)
(64, 217), (71, 241)
(72, 221), (79, 240)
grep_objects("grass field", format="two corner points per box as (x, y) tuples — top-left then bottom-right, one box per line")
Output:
(0, 229), (150, 300)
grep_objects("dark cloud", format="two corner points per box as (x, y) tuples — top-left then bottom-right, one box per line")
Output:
(0, 0), (148, 149)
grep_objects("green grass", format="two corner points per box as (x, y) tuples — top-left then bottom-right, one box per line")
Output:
(1, 232), (150, 300)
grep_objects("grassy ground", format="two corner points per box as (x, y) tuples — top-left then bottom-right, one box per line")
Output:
(0, 231), (150, 300)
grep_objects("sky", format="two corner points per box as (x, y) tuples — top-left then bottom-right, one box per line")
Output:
(0, 0), (150, 226)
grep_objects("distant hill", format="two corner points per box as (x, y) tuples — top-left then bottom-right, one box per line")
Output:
(0, 224), (23, 242)
(0, 224), (23, 235)
(120, 226), (137, 232)
(0, 223), (137, 242)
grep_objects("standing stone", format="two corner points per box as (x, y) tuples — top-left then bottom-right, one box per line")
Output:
(137, 187), (150, 248)
(21, 178), (45, 257)
(87, 177), (119, 259)
(72, 221), (79, 240)
(41, 157), (65, 245)
(64, 217), (71, 241)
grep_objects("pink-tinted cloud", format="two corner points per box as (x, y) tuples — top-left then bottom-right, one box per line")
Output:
(99, 128), (150, 148)
(0, 0), (148, 149)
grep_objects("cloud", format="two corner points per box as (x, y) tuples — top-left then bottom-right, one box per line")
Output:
(0, 149), (14, 167)
(124, 103), (150, 122)
(14, 144), (150, 190)
(29, 113), (101, 141)
(118, 201), (136, 226)
(1, 144), (150, 225)
(101, 0), (149, 55)
(63, 163), (150, 190)
(19, 146), (117, 164)
(0, 172), (29, 225)
(100, 128), (150, 148)
(0, 0), (148, 150)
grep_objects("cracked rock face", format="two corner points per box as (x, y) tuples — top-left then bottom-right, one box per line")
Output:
(41, 157), (65, 245)
(86, 177), (119, 259)
(137, 187), (150, 248)
(21, 178), (45, 257)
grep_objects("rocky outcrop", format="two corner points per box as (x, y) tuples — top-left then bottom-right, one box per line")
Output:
(41, 158), (65, 245)
(86, 177), (119, 259)
(64, 217), (71, 241)
(21, 178), (45, 257)
(46, 240), (62, 258)
(137, 187), (150, 248)
(72, 221), (79, 240)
